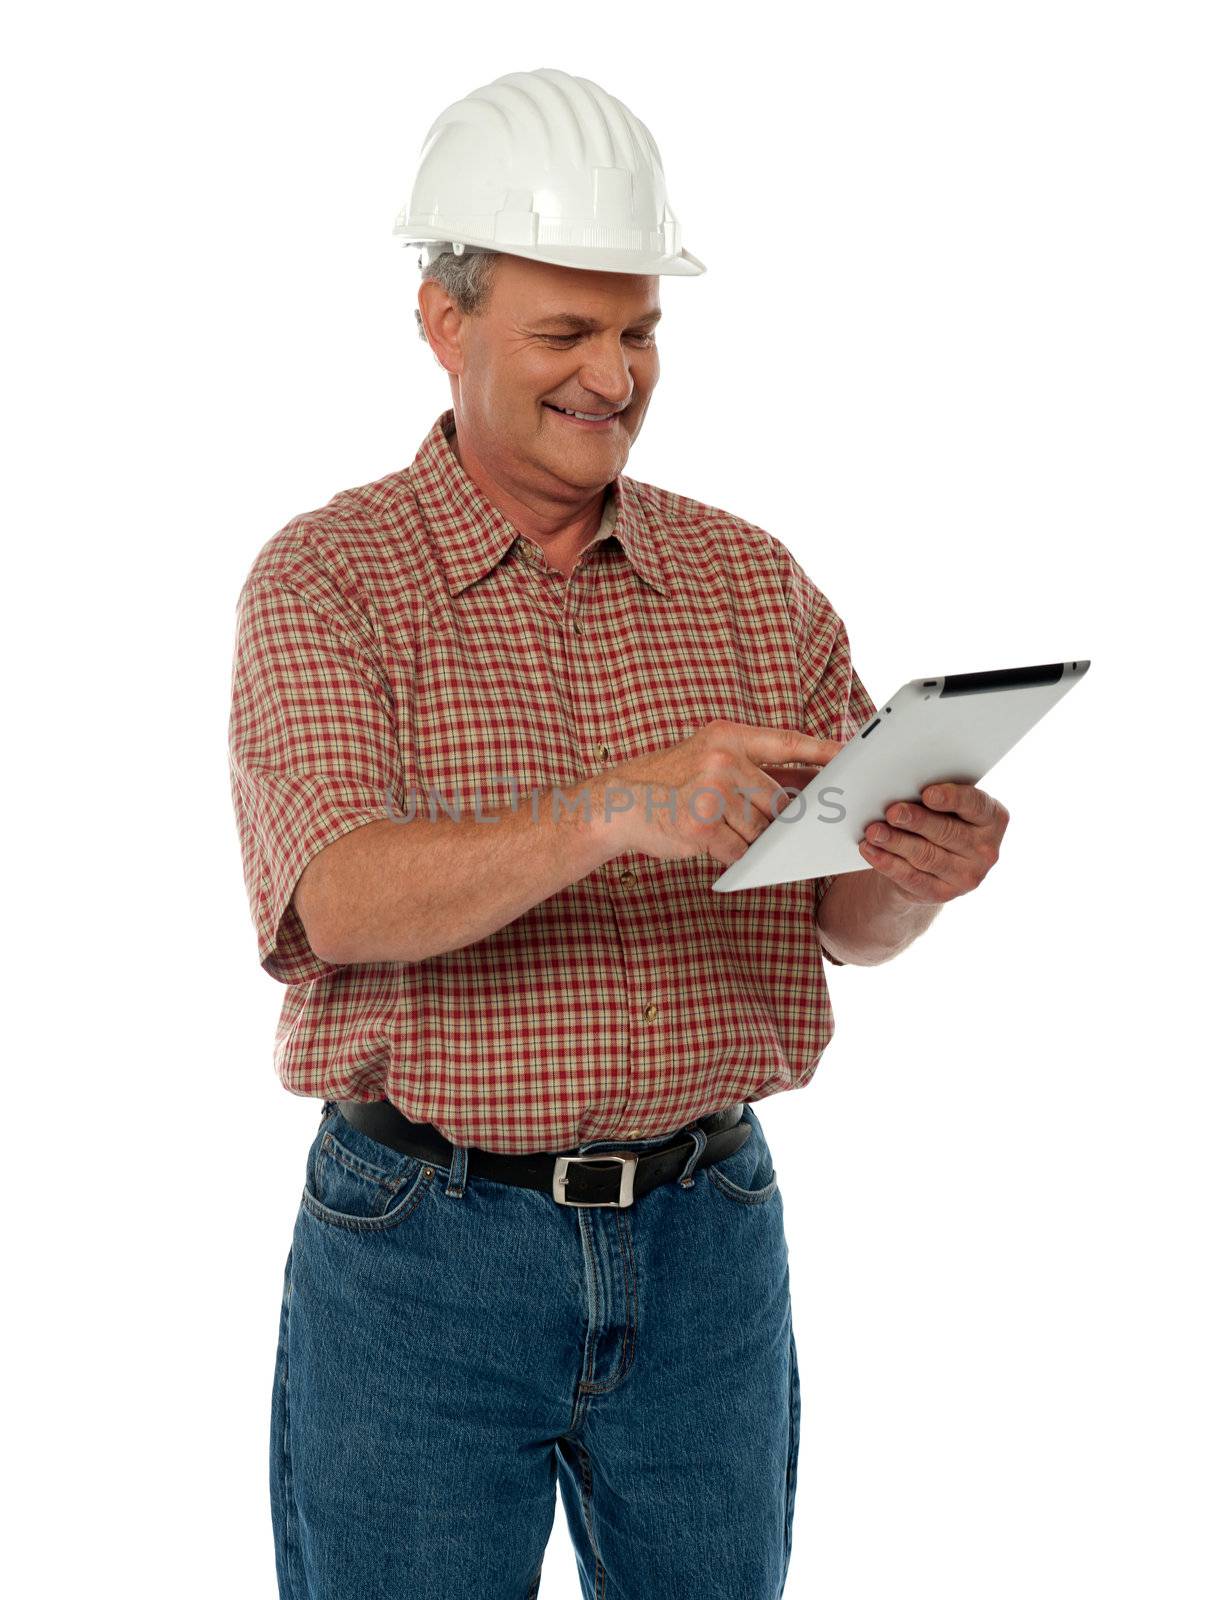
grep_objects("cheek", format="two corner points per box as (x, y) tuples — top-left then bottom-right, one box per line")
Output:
(632, 351), (660, 392)
(516, 349), (575, 390)
(477, 346), (566, 408)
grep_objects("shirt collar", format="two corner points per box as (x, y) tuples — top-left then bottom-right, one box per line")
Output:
(407, 408), (670, 598)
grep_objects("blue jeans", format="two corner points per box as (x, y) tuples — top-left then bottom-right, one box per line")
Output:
(271, 1100), (801, 1598)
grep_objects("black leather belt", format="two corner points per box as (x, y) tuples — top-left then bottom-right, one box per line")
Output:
(334, 1098), (749, 1209)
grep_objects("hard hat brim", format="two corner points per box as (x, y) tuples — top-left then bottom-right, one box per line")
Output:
(395, 229), (705, 277)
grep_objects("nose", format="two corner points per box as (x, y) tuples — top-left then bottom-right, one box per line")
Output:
(576, 334), (637, 410)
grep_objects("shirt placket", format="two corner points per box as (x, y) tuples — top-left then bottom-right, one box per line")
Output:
(513, 534), (662, 1142)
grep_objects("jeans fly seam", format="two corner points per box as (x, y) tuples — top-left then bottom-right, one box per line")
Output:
(612, 1210), (638, 1383)
(576, 1209), (601, 1387)
(621, 1216), (640, 1382)
(577, 1209), (641, 1394)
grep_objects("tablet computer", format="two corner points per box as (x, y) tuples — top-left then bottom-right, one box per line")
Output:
(711, 659), (1091, 892)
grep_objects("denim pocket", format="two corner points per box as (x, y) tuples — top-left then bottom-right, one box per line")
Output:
(705, 1106), (780, 1206)
(301, 1112), (435, 1234)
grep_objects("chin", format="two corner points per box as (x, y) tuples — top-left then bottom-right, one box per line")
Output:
(546, 450), (626, 490)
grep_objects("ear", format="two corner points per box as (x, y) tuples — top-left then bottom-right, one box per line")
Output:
(417, 280), (464, 376)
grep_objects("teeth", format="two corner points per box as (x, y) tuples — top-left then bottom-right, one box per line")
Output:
(554, 406), (615, 421)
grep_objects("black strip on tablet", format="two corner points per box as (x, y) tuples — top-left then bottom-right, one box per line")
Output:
(939, 663), (1066, 696)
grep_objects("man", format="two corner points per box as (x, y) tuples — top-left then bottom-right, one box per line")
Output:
(229, 67), (1009, 1600)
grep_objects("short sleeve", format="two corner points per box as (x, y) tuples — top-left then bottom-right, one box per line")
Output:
(228, 559), (404, 985)
(772, 542), (879, 967)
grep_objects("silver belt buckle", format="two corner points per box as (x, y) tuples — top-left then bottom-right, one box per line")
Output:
(552, 1151), (639, 1207)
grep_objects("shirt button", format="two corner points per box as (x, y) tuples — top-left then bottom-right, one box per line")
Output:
(618, 868), (636, 887)
(625, 1127), (643, 1138)
(596, 743), (610, 761)
(573, 620), (583, 636)
(643, 1002), (658, 1023)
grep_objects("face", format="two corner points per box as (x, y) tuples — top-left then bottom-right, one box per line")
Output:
(421, 252), (662, 499)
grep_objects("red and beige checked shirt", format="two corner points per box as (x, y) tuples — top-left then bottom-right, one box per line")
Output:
(228, 407), (878, 1154)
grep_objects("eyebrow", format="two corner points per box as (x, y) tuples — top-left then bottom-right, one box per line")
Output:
(532, 309), (663, 332)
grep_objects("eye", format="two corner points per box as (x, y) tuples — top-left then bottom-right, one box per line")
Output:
(537, 331), (657, 347)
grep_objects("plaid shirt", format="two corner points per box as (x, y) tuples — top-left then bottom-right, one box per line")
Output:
(228, 408), (878, 1154)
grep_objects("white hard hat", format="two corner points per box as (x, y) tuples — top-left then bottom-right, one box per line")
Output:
(393, 67), (705, 277)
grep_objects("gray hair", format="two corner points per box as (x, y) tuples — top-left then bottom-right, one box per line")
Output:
(414, 247), (500, 342)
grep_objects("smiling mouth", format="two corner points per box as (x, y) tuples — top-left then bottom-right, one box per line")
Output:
(544, 403), (622, 424)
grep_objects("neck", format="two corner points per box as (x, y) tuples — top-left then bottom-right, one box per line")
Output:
(448, 417), (609, 573)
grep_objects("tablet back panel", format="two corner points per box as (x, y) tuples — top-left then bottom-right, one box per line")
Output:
(712, 659), (1090, 892)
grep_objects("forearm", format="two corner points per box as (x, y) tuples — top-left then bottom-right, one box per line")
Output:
(299, 782), (624, 964)
(816, 868), (942, 966)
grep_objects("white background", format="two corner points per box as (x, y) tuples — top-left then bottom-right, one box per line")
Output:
(6, 3), (1220, 1595)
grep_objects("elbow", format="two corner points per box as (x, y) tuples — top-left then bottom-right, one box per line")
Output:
(291, 839), (430, 966)
(292, 867), (356, 966)
(307, 922), (356, 967)
(312, 928), (428, 966)
(299, 906), (424, 967)
(296, 900), (355, 966)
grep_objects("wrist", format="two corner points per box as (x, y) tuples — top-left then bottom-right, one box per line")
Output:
(873, 870), (935, 920)
(562, 775), (634, 869)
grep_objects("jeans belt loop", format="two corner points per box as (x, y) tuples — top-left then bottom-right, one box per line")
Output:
(676, 1125), (708, 1189)
(445, 1143), (469, 1199)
